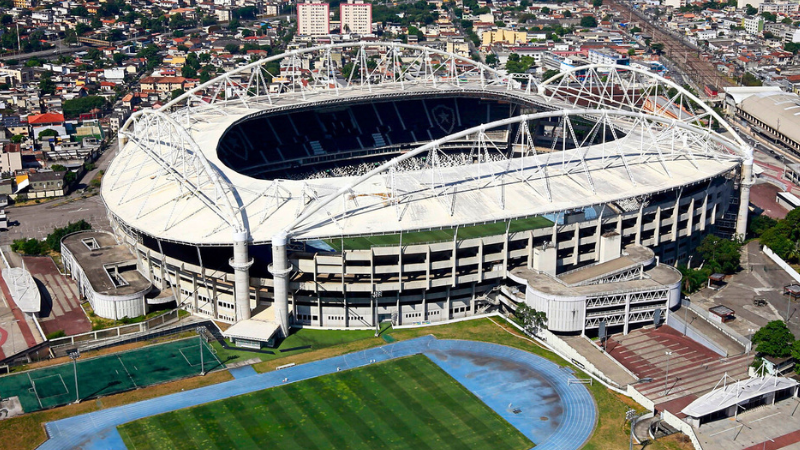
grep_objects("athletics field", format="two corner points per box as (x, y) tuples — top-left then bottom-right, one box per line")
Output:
(117, 354), (533, 450)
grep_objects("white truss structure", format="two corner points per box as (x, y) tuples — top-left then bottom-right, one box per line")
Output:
(110, 44), (751, 245)
(537, 64), (748, 151)
(112, 109), (245, 235)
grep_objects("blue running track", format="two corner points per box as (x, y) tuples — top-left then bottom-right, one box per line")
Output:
(38, 336), (596, 450)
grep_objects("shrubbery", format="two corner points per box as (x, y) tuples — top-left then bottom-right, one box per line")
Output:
(11, 220), (92, 255)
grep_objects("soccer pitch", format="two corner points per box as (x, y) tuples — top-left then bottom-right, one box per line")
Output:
(117, 354), (533, 450)
(0, 337), (222, 412)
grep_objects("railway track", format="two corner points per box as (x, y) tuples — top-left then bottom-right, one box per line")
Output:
(609, 0), (734, 90)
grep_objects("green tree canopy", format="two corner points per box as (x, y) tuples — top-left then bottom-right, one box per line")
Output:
(63, 96), (106, 118)
(580, 16), (597, 28)
(752, 320), (794, 358)
(697, 234), (741, 274)
(515, 303), (548, 335)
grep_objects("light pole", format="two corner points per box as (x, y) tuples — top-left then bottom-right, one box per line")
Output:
(664, 351), (673, 396)
(626, 408), (639, 450)
(69, 350), (81, 403)
(196, 326), (205, 376)
(373, 290), (382, 337)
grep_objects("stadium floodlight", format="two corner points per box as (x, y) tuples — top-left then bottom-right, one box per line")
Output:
(196, 327), (205, 376)
(68, 350), (81, 403)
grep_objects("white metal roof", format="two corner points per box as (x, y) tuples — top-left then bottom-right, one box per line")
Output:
(2, 267), (40, 314)
(681, 375), (798, 418)
(104, 100), (741, 246)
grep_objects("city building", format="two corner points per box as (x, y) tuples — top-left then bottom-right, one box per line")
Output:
(340, 0), (372, 35)
(297, 1), (330, 36)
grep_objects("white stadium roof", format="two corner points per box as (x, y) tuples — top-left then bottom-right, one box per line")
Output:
(105, 43), (749, 246)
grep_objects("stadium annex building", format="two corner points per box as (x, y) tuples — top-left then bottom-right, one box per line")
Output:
(94, 43), (753, 346)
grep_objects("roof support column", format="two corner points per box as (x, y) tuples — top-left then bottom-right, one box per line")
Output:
(736, 151), (754, 239)
(231, 231), (254, 323)
(270, 232), (291, 337)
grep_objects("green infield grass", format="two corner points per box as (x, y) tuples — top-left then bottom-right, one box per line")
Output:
(117, 354), (533, 450)
(324, 215), (554, 251)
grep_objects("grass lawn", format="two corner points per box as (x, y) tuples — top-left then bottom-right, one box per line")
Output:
(1, 318), (692, 450)
(324, 216), (554, 250)
(210, 326), (383, 365)
(118, 354), (532, 450)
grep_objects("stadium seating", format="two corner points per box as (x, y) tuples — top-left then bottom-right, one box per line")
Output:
(217, 96), (517, 179)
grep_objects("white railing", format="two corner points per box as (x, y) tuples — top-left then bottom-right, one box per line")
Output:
(763, 245), (800, 284)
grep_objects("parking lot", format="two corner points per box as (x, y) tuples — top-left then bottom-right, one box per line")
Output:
(695, 398), (800, 450)
(689, 241), (800, 339)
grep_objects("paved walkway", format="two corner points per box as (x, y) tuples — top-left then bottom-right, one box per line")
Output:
(23, 256), (90, 337)
(696, 398), (800, 450)
(562, 334), (637, 386)
(39, 336), (596, 450)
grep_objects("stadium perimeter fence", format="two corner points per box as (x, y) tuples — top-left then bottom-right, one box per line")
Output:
(0, 335), (224, 413)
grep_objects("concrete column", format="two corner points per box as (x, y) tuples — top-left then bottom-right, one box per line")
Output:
(231, 230), (254, 322)
(653, 206), (661, 246)
(422, 290), (427, 321)
(623, 293), (631, 335)
(687, 198), (695, 237)
(736, 156), (754, 239)
(573, 226), (580, 266)
(700, 191), (708, 232)
(635, 203), (644, 245)
(270, 232), (291, 337)
(527, 231), (534, 269)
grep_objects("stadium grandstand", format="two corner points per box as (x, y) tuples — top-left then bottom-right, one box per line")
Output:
(98, 43), (753, 347)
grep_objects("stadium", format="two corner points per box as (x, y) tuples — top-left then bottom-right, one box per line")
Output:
(98, 42), (752, 346)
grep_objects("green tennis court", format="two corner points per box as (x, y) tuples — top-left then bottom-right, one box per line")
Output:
(117, 354), (533, 450)
(0, 337), (223, 413)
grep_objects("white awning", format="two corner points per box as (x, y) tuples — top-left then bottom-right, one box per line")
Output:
(223, 307), (281, 343)
(682, 375), (798, 418)
(2, 267), (41, 314)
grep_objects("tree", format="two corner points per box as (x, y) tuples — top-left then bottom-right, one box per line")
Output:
(10, 134), (23, 143)
(627, 48), (636, 56)
(580, 16), (598, 28)
(505, 53), (535, 73)
(752, 321), (794, 358)
(38, 129), (58, 138)
(650, 42), (665, 54)
(697, 234), (741, 274)
(745, 4), (757, 15)
(541, 6), (550, 14)
(761, 11), (777, 23)
(515, 303), (547, 335)
(563, 10), (572, 18)
(112, 52), (126, 66)
(785, 42), (800, 55)
(592, 0), (603, 6)
(171, 88), (185, 100)
(542, 69), (560, 81)
(485, 53), (499, 67)
(62, 96), (106, 118)
(181, 65), (197, 78)
(750, 215), (777, 237)
(742, 72), (762, 86)
(38, 72), (56, 96)
(224, 43), (240, 54)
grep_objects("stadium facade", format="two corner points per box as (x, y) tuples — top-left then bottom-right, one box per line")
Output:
(101, 43), (752, 343)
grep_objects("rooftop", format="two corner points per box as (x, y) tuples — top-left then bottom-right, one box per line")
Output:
(61, 231), (152, 297)
(682, 375), (798, 418)
(104, 85), (743, 246)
